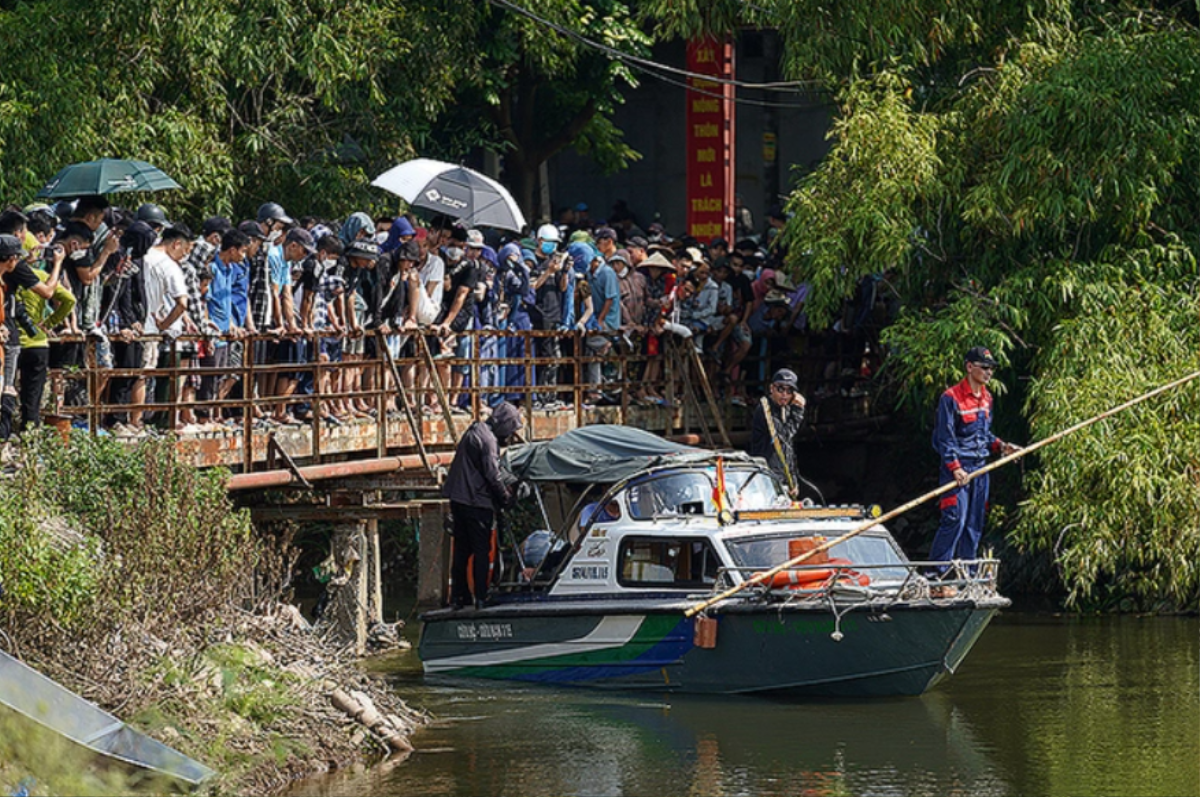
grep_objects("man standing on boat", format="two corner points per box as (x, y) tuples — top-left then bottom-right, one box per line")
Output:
(442, 402), (524, 610)
(749, 368), (806, 498)
(930, 347), (1021, 580)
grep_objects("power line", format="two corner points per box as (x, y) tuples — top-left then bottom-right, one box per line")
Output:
(488, 0), (826, 95)
(625, 60), (828, 108)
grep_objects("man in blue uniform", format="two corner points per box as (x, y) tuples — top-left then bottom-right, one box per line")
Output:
(930, 347), (1021, 585)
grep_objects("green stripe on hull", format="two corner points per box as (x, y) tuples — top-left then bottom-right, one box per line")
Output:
(440, 615), (687, 682)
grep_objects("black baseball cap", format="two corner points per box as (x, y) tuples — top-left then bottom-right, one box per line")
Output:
(965, 347), (997, 367)
(396, 240), (422, 261)
(238, 220), (267, 241)
(345, 240), (380, 261)
(201, 216), (233, 238)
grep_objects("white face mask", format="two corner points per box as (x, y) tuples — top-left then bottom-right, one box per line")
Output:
(446, 247), (464, 262)
(323, 258), (338, 270)
(266, 229), (282, 243)
(374, 232), (389, 244)
(68, 248), (88, 261)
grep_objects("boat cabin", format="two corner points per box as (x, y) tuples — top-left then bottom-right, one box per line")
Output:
(495, 427), (911, 601)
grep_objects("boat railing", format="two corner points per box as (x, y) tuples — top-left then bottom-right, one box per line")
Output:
(713, 557), (1004, 604)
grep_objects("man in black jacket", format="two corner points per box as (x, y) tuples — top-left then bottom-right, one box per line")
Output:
(749, 368), (807, 497)
(442, 402), (524, 609)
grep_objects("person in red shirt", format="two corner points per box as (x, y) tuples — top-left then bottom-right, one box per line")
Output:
(929, 347), (1021, 587)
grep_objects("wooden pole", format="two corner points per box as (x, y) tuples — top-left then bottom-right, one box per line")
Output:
(684, 367), (1200, 618)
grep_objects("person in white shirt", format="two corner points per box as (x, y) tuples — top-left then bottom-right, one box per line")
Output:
(142, 225), (195, 430)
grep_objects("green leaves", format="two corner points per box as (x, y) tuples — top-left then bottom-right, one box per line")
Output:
(763, 4), (1200, 607)
(963, 26), (1200, 239)
(1016, 254), (1200, 608)
(0, 432), (257, 635)
(783, 73), (946, 328)
(0, 0), (463, 222)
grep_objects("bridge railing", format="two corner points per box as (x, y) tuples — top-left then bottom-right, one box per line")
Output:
(35, 324), (876, 467)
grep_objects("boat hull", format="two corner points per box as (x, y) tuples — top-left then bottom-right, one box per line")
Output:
(419, 599), (1003, 697)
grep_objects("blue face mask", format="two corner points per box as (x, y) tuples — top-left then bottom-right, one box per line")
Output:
(540, 241), (556, 256)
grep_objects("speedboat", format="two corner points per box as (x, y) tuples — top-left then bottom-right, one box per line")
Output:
(418, 426), (1008, 697)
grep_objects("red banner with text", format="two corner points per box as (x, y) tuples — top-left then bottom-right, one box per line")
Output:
(685, 38), (733, 244)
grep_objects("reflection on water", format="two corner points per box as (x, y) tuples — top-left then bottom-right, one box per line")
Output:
(292, 616), (1199, 797)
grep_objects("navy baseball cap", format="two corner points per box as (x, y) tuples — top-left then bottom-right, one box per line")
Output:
(285, 227), (317, 254)
(771, 368), (799, 388)
(0, 234), (23, 260)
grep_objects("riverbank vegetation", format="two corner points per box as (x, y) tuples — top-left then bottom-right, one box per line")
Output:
(0, 433), (424, 793)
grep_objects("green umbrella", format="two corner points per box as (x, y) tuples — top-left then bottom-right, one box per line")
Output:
(35, 158), (181, 199)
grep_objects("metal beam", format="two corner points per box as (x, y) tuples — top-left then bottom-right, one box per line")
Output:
(227, 451), (457, 491)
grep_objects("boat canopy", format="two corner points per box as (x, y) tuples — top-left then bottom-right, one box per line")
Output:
(502, 426), (755, 485)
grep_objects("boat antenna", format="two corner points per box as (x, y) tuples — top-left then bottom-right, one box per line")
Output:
(684, 367), (1200, 618)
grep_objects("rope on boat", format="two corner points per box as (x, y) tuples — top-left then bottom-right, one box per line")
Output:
(684, 367), (1200, 619)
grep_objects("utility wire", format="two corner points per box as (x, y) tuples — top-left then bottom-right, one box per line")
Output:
(627, 64), (828, 108)
(488, 0), (826, 95)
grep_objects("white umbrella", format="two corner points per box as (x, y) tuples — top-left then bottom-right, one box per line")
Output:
(372, 158), (527, 232)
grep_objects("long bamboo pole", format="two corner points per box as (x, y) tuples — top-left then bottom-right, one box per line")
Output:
(684, 367), (1200, 618)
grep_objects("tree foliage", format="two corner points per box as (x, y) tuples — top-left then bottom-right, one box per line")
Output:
(837, 17), (1199, 609)
(656, 1), (1200, 607)
(0, 0), (470, 222)
(454, 0), (651, 215)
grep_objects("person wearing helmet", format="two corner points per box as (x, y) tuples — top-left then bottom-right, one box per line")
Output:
(136, 203), (169, 233)
(52, 200), (77, 228)
(256, 202), (293, 244)
(530, 222), (573, 409)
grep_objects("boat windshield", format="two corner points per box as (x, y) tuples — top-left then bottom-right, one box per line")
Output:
(724, 533), (910, 582)
(626, 468), (790, 520)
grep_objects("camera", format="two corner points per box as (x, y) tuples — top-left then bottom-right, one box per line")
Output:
(12, 299), (38, 339)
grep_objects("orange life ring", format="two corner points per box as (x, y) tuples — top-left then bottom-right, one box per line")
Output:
(755, 558), (871, 590)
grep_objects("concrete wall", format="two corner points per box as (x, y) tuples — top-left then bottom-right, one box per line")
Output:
(545, 31), (834, 237)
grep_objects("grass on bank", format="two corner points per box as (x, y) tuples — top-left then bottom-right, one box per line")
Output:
(0, 431), (380, 793)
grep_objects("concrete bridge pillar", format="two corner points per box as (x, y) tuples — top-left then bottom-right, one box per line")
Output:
(417, 501), (450, 609)
(329, 520), (369, 654)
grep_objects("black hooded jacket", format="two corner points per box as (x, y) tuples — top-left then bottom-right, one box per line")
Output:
(442, 403), (522, 510)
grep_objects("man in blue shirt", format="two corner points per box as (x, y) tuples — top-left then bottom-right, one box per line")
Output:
(199, 228), (251, 424)
(929, 347), (1021, 593)
(583, 247), (620, 402)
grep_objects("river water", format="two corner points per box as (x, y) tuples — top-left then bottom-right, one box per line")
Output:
(294, 614), (1198, 797)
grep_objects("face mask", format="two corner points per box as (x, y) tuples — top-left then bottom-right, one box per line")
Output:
(323, 258), (338, 270)
(375, 232), (389, 244)
(68, 248), (87, 261)
(266, 229), (281, 243)
(540, 241), (556, 256)
(446, 247), (464, 262)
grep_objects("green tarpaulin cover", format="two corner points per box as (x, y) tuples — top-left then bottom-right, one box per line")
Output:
(502, 425), (752, 485)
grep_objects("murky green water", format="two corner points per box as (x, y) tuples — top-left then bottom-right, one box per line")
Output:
(294, 615), (1199, 797)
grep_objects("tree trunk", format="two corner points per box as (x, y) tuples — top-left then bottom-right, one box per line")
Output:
(505, 153), (541, 226)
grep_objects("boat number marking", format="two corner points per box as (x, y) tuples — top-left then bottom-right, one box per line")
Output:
(456, 622), (514, 641)
(585, 541), (608, 557)
(570, 564), (610, 580)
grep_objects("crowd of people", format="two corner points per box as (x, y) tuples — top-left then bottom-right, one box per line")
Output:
(0, 194), (871, 439)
